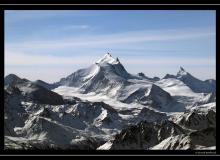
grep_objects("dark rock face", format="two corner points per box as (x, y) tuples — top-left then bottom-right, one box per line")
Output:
(5, 74), (65, 105)
(189, 127), (216, 148)
(109, 120), (185, 150)
(4, 87), (27, 137)
(111, 121), (159, 149)
(33, 80), (58, 90)
(176, 109), (216, 130)
(178, 73), (215, 93)
(151, 127), (216, 150)
(106, 106), (216, 150)
(163, 74), (176, 79)
(138, 107), (168, 123)
(4, 136), (103, 150)
(27, 84), (64, 105)
(16, 82), (64, 105)
(106, 119), (216, 150)
(145, 84), (173, 107)
(4, 74), (28, 86)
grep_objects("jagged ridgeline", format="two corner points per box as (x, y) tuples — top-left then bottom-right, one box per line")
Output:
(4, 53), (216, 150)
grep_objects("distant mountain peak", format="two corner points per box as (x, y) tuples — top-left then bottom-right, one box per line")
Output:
(107, 52), (112, 57)
(4, 74), (24, 86)
(5, 74), (20, 79)
(180, 66), (185, 72)
(177, 66), (187, 76)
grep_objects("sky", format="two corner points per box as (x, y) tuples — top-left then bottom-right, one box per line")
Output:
(5, 10), (216, 83)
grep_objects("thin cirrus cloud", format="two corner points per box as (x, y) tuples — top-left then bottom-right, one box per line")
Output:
(5, 50), (98, 66)
(62, 25), (90, 30)
(5, 26), (215, 69)
(121, 57), (215, 66)
(6, 27), (215, 51)
(5, 49), (215, 67)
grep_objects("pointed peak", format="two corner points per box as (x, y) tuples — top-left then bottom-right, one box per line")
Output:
(177, 66), (188, 76)
(107, 52), (112, 57)
(180, 66), (185, 72)
(96, 53), (116, 64)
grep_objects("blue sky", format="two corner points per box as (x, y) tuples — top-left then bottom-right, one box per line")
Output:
(5, 10), (216, 83)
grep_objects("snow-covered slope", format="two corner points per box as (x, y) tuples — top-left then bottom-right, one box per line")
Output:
(119, 84), (185, 112)
(163, 67), (215, 93)
(155, 78), (205, 107)
(57, 53), (131, 94)
(54, 54), (186, 113)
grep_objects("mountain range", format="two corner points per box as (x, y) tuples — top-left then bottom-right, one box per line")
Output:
(4, 53), (216, 150)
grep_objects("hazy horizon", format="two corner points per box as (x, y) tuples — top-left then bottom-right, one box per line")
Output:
(5, 10), (216, 83)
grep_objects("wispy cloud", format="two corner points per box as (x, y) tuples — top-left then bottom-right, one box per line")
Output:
(63, 25), (90, 30)
(5, 49), (215, 82)
(6, 27), (215, 51)
(4, 50), (98, 66)
(121, 56), (215, 66)
(5, 49), (215, 67)
(5, 10), (88, 24)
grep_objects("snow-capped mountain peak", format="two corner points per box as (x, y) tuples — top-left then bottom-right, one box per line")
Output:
(162, 66), (215, 93)
(96, 53), (117, 64)
(177, 66), (188, 76)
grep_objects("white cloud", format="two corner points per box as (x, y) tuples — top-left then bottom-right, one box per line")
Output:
(6, 27), (215, 51)
(4, 50), (98, 66)
(63, 25), (90, 30)
(5, 49), (215, 67)
(121, 56), (215, 66)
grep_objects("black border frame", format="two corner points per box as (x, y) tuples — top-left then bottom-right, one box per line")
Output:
(1, 4), (219, 156)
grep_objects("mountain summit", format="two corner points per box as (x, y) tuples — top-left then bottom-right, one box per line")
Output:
(163, 67), (215, 93)
(96, 53), (117, 64)
(4, 74), (27, 86)
(58, 53), (130, 93)
(177, 66), (187, 76)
